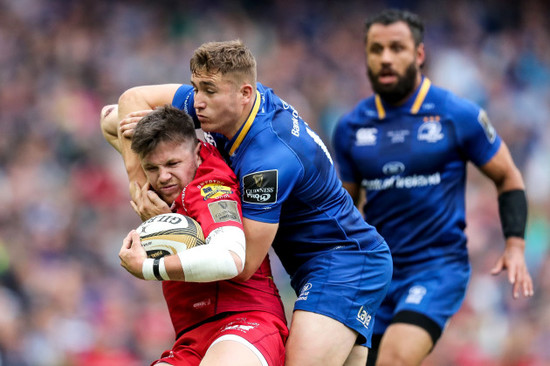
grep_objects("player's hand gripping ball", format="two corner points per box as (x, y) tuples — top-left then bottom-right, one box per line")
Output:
(136, 213), (205, 258)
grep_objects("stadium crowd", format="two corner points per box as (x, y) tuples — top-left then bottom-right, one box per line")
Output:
(0, 0), (548, 364)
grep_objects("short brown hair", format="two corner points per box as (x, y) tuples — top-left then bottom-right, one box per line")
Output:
(131, 105), (198, 159)
(190, 39), (257, 86)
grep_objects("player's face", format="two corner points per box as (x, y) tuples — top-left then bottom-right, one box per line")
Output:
(141, 140), (201, 204)
(191, 72), (248, 139)
(365, 21), (425, 104)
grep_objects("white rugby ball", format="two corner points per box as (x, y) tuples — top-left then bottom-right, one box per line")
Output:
(136, 213), (205, 259)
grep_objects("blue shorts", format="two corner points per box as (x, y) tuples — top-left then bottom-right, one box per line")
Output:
(290, 242), (392, 347)
(374, 258), (470, 339)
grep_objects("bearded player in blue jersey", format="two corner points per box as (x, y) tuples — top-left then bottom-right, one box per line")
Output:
(332, 9), (534, 366)
(106, 40), (392, 365)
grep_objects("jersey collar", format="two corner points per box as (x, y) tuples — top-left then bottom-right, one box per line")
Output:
(228, 90), (261, 156)
(374, 77), (431, 119)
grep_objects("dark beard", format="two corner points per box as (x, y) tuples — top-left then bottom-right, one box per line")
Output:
(368, 63), (418, 105)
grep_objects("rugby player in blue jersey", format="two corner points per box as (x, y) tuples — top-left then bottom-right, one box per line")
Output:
(332, 9), (534, 366)
(106, 40), (393, 365)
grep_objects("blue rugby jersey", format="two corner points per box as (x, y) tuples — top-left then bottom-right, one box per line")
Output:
(333, 77), (501, 267)
(173, 83), (385, 278)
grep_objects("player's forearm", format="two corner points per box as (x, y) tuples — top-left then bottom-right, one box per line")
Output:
(235, 218), (278, 281)
(118, 84), (181, 117)
(178, 226), (245, 282)
(493, 161), (525, 194)
(117, 86), (179, 190)
(498, 189), (528, 240)
(120, 139), (147, 198)
(482, 143), (525, 194)
(162, 254), (186, 280)
(146, 226), (245, 282)
(116, 89), (149, 191)
(118, 87), (154, 122)
(100, 104), (121, 152)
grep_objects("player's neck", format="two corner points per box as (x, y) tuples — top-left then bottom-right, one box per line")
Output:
(387, 74), (423, 107)
(227, 96), (256, 140)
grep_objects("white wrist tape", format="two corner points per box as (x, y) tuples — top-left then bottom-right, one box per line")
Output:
(179, 226), (246, 282)
(142, 257), (170, 281)
(159, 257), (170, 281)
(142, 258), (156, 280)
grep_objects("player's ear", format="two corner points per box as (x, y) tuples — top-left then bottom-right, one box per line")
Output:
(416, 42), (425, 69)
(240, 83), (254, 103)
(194, 143), (202, 165)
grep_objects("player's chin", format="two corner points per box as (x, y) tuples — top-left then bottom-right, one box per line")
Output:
(374, 82), (398, 95)
(198, 119), (214, 132)
(198, 115), (218, 127)
(156, 189), (178, 205)
(163, 192), (179, 205)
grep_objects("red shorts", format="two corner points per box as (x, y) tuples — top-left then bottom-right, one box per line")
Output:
(151, 311), (288, 366)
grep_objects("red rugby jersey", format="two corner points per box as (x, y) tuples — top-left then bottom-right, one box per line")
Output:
(165, 142), (286, 337)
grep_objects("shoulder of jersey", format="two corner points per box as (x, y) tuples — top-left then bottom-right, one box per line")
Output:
(423, 84), (480, 118)
(340, 97), (377, 125)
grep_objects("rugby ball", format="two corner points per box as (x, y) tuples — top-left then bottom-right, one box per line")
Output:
(136, 213), (205, 258)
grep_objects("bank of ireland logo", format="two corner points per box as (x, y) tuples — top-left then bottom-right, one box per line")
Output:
(418, 121), (443, 143)
(356, 128), (377, 146)
(296, 282), (312, 301)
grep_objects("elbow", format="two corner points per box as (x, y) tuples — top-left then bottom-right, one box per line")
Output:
(100, 105), (118, 135)
(227, 252), (244, 280)
(234, 271), (253, 282)
(229, 252), (250, 281)
(233, 262), (257, 282)
(100, 104), (115, 127)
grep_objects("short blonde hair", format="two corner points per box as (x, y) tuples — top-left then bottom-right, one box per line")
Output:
(190, 39), (257, 87)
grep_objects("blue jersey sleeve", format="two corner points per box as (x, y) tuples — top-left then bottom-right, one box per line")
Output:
(450, 95), (501, 167)
(238, 131), (303, 224)
(172, 84), (201, 128)
(333, 114), (359, 183)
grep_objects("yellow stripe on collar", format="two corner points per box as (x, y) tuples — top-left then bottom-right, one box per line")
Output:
(375, 94), (386, 120)
(374, 77), (432, 119)
(229, 90), (261, 156)
(410, 78), (431, 115)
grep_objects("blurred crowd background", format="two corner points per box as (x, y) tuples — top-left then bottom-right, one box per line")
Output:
(0, 0), (548, 365)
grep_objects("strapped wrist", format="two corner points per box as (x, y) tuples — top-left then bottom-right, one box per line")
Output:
(498, 189), (527, 239)
(142, 258), (156, 280)
(142, 257), (170, 281)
